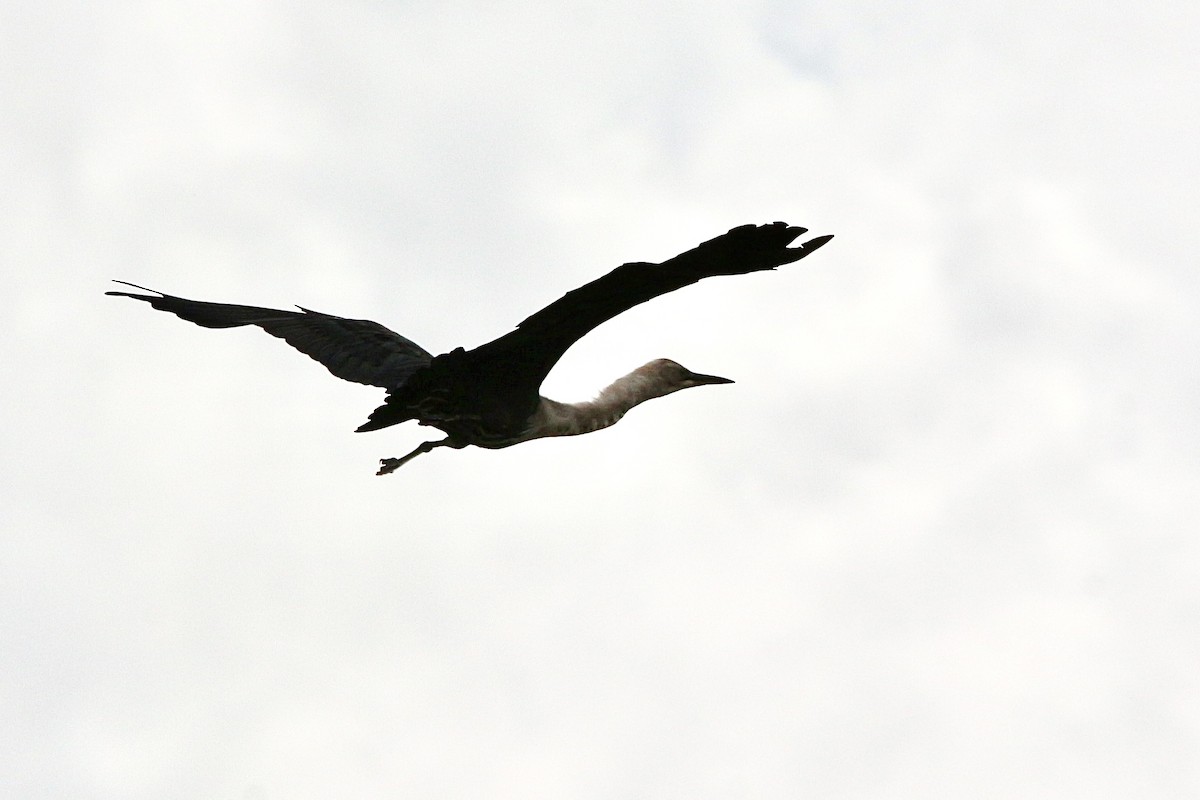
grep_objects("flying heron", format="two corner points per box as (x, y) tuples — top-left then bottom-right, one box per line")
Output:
(108, 221), (832, 475)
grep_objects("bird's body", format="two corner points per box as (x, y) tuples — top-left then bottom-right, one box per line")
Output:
(107, 222), (831, 474)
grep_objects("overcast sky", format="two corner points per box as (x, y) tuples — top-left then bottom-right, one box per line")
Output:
(3, 1), (1198, 797)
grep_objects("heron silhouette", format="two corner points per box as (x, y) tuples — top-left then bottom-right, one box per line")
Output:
(108, 222), (832, 474)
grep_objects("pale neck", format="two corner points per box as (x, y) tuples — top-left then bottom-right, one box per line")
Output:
(528, 368), (666, 440)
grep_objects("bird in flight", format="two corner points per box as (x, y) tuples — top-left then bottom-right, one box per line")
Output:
(108, 222), (832, 475)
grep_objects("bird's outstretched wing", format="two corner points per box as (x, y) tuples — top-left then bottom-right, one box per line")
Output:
(106, 282), (432, 389)
(360, 222), (829, 432)
(470, 222), (832, 387)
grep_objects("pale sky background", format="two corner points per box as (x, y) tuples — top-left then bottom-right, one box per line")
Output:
(3, 1), (1198, 798)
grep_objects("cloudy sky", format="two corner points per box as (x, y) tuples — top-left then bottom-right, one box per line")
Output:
(3, 0), (1198, 797)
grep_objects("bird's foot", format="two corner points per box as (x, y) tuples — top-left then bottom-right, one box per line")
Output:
(375, 438), (457, 476)
(375, 439), (440, 475)
(376, 457), (404, 476)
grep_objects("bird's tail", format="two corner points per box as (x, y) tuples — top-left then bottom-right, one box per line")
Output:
(356, 398), (417, 432)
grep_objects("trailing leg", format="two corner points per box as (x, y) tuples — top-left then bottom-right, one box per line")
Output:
(376, 437), (462, 476)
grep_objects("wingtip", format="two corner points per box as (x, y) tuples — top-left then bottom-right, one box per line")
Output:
(106, 280), (161, 297)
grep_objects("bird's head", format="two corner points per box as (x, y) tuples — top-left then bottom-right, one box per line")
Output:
(637, 358), (734, 399)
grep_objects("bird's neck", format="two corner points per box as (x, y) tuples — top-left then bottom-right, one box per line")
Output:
(528, 368), (667, 439)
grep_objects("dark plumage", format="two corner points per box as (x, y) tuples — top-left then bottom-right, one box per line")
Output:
(108, 221), (832, 474)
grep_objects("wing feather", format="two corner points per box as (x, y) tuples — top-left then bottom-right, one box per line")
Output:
(106, 282), (431, 389)
(468, 222), (833, 389)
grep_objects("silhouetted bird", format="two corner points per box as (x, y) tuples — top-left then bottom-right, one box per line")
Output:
(108, 222), (832, 474)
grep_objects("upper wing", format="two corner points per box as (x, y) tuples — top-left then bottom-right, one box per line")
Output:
(106, 282), (432, 389)
(466, 222), (833, 388)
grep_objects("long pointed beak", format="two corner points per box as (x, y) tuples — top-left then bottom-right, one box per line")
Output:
(687, 370), (734, 386)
